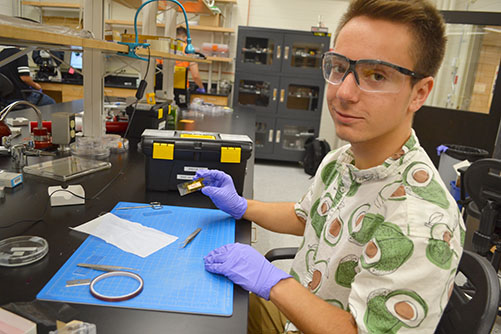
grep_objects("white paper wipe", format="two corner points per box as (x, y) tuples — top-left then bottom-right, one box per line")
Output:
(70, 213), (178, 258)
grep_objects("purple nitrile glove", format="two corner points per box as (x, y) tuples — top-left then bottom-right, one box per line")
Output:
(194, 169), (247, 219)
(195, 87), (206, 93)
(204, 243), (292, 300)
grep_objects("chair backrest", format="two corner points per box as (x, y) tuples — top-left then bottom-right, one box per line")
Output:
(464, 158), (501, 211)
(0, 72), (14, 98)
(435, 250), (500, 334)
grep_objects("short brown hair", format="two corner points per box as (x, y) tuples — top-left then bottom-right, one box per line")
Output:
(335, 0), (446, 79)
(176, 26), (187, 38)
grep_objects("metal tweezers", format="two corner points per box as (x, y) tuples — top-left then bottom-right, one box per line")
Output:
(76, 263), (137, 271)
(180, 228), (202, 248)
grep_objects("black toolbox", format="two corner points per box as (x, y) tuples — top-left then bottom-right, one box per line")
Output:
(125, 102), (169, 139)
(141, 129), (253, 194)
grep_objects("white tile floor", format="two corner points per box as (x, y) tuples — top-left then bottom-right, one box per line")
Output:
(252, 159), (501, 333)
(251, 160), (309, 272)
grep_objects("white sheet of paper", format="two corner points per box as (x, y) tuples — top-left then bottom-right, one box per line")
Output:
(70, 212), (178, 258)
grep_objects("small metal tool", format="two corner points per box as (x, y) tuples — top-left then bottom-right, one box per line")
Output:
(77, 263), (138, 272)
(116, 201), (162, 210)
(180, 228), (202, 248)
(66, 278), (91, 287)
(66, 263), (139, 287)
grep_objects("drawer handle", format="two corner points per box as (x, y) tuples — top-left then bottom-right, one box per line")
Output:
(276, 45), (281, 59)
(280, 89), (285, 103)
(284, 46), (289, 60)
(275, 130), (281, 143)
(268, 129), (274, 142)
(273, 88), (277, 101)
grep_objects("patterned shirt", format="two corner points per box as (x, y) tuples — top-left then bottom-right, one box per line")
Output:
(286, 131), (465, 333)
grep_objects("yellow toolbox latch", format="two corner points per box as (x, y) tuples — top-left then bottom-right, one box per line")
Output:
(220, 147), (241, 163)
(153, 143), (174, 160)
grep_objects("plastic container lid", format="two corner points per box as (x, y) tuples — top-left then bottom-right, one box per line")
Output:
(0, 236), (49, 267)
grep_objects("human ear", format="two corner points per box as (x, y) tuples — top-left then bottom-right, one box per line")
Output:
(409, 77), (433, 113)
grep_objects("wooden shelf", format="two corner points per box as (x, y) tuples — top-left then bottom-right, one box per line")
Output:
(0, 23), (124, 52)
(22, 1), (81, 9)
(188, 25), (234, 33)
(0, 23), (210, 64)
(114, 0), (213, 14)
(105, 19), (169, 29)
(106, 21), (234, 34)
(112, 0), (141, 9)
(206, 56), (232, 63)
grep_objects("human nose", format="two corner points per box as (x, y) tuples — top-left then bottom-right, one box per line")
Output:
(335, 71), (360, 102)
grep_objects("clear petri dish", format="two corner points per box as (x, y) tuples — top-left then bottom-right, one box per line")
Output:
(70, 136), (110, 159)
(0, 236), (49, 267)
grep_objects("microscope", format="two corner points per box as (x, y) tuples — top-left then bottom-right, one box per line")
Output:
(32, 50), (62, 81)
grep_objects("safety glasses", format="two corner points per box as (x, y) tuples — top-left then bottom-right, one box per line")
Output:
(322, 52), (426, 93)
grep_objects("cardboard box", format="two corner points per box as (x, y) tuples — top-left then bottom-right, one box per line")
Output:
(199, 13), (221, 27)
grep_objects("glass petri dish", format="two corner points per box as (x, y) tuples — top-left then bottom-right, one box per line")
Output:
(0, 236), (49, 267)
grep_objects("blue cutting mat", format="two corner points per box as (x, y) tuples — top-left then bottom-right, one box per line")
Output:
(37, 202), (235, 316)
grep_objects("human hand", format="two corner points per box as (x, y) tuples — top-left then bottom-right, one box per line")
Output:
(204, 243), (292, 300)
(194, 169), (247, 219)
(195, 87), (206, 93)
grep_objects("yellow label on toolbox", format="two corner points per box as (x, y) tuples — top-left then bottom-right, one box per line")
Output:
(180, 134), (216, 140)
(221, 147), (241, 163)
(146, 92), (156, 105)
(153, 143), (174, 160)
(158, 108), (163, 119)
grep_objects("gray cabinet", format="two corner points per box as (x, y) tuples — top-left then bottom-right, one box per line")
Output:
(254, 116), (318, 161)
(234, 26), (330, 162)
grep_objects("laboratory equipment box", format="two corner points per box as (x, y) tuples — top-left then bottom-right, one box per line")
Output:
(125, 101), (169, 139)
(141, 129), (253, 194)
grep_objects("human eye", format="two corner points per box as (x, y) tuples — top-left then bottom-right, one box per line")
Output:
(362, 67), (388, 82)
(331, 61), (347, 74)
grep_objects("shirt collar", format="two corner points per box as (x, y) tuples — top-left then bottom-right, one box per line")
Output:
(338, 130), (420, 183)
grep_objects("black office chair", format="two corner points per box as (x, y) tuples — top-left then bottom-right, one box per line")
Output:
(265, 248), (500, 334)
(0, 72), (44, 108)
(464, 159), (501, 268)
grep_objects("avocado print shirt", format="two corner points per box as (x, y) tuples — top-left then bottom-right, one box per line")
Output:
(287, 130), (465, 334)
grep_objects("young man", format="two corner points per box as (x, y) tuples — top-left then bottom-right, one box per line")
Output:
(175, 27), (205, 93)
(197, 0), (464, 333)
(0, 47), (56, 106)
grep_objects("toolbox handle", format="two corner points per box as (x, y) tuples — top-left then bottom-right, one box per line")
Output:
(284, 46), (289, 60)
(276, 45), (281, 59)
(275, 130), (281, 144)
